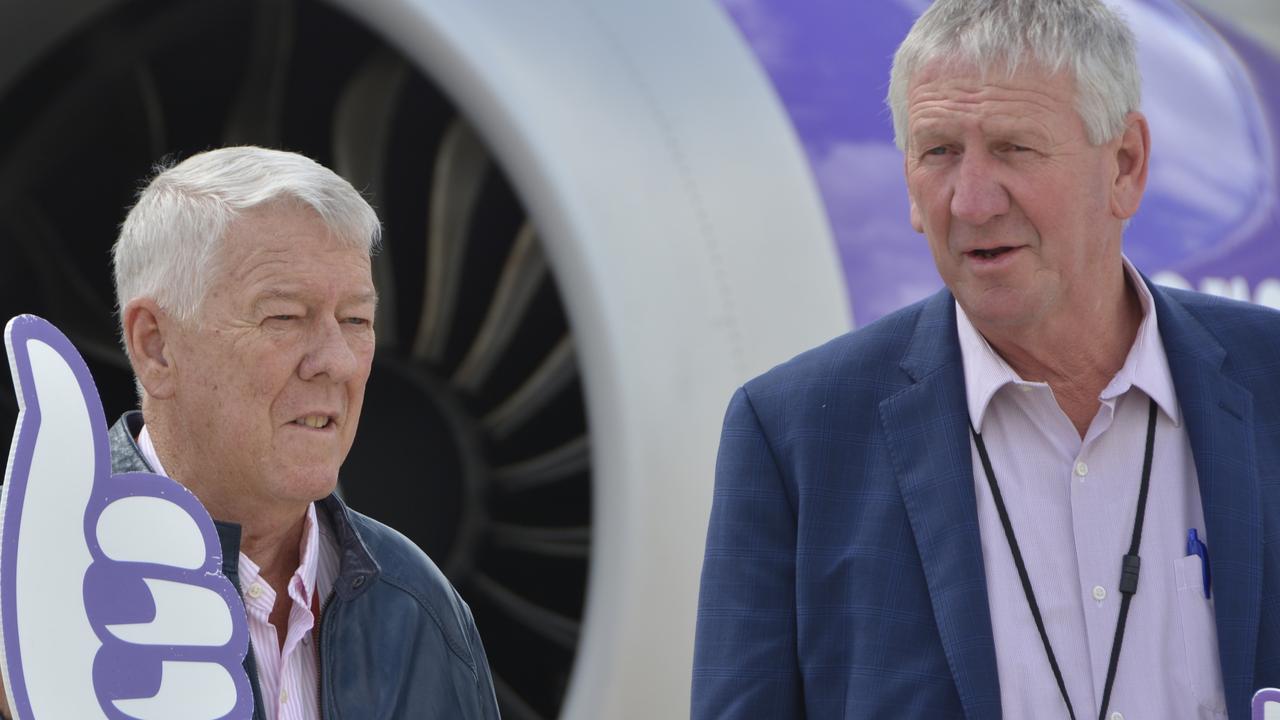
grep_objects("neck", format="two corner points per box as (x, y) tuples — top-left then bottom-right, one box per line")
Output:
(972, 265), (1142, 437)
(238, 513), (307, 591)
(237, 509), (308, 652)
(139, 407), (310, 589)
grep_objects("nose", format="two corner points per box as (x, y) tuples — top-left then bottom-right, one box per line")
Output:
(299, 317), (361, 383)
(950, 151), (1010, 226)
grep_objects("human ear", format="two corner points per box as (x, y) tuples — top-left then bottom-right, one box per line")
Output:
(122, 299), (177, 400)
(909, 196), (925, 233)
(1111, 111), (1150, 220)
(906, 157), (925, 233)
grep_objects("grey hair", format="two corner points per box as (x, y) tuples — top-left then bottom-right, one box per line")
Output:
(112, 146), (381, 329)
(887, 0), (1141, 151)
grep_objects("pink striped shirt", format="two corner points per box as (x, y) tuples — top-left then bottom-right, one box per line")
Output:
(957, 258), (1227, 719)
(137, 426), (339, 720)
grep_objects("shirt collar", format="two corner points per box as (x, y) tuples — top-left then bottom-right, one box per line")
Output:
(236, 503), (322, 605)
(957, 256), (1182, 431)
(136, 422), (167, 477)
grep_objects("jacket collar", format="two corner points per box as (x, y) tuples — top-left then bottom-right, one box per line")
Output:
(881, 289), (1002, 720)
(1147, 281), (1260, 716)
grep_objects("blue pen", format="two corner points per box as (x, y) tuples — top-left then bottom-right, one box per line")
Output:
(1187, 529), (1211, 599)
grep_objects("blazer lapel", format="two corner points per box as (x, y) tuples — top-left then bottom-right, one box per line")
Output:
(879, 291), (1002, 720)
(1150, 282), (1261, 713)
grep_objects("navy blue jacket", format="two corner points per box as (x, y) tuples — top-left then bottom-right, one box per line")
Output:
(693, 282), (1280, 719)
(110, 412), (500, 720)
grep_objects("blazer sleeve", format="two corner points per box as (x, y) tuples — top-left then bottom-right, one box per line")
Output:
(692, 386), (803, 719)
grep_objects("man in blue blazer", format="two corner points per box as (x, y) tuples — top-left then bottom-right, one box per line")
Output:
(692, 1), (1280, 718)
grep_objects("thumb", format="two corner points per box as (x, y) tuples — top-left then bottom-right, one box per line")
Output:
(1, 314), (114, 719)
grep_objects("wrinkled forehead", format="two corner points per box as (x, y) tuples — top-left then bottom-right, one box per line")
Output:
(905, 56), (1083, 138)
(201, 203), (374, 306)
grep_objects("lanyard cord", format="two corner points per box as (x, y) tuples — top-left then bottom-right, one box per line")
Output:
(970, 397), (1157, 720)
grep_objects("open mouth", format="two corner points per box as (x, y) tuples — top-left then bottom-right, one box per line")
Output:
(968, 247), (1015, 260)
(293, 415), (334, 430)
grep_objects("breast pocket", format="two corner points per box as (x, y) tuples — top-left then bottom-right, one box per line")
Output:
(1174, 554), (1228, 718)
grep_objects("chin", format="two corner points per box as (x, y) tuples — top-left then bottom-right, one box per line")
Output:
(956, 285), (1044, 325)
(277, 467), (341, 505)
(959, 301), (1038, 331)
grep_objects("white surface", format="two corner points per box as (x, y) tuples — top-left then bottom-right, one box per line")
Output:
(13, 340), (104, 718)
(325, 0), (851, 716)
(97, 496), (205, 569)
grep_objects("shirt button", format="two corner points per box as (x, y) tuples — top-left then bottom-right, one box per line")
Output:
(1110, 712), (1123, 720)
(280, 689), (289, 704)
(246, 584), (264, 599)
(1074, 461), (1089, 478)
(1093, 585), (1107, 601)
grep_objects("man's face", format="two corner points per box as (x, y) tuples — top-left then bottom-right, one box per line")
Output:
(166, 203), (376, 517)
(904, 61), (1127, 330)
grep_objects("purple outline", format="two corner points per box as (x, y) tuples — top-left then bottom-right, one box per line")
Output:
(2, 317), (45, 719)
(2, 315), (252, 719)
(1255, 688), (1280, 720)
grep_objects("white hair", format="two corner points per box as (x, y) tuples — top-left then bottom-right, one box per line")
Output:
(113, 146), (381, 330)
(887, 0), (1141, 151)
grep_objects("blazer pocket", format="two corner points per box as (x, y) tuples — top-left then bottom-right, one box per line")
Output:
(1173, 554), (1228, 718)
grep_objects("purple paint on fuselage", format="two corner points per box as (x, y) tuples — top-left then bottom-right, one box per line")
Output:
(719, 0), (1280, 323)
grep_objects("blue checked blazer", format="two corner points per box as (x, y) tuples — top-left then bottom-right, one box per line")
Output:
(693, 280), (1280, 719)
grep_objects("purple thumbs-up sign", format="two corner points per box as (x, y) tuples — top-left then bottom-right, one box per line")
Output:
(1, 315), (252, 720)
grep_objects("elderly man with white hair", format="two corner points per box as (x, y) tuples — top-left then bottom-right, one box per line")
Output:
(0, 147), (499, 719)
(694, 1), (1280, 718)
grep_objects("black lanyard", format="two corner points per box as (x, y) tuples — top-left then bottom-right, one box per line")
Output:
(970, 397), (1157, 720)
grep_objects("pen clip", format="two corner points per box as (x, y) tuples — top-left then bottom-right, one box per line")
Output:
(1187, 528), (1211, 599)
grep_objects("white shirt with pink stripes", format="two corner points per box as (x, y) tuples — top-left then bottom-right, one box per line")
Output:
(137, 425), (339, 720)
